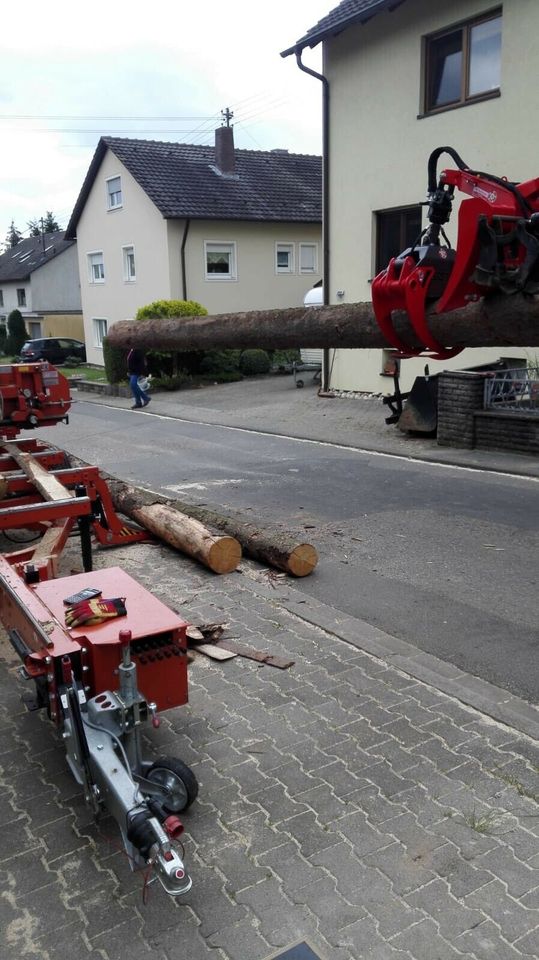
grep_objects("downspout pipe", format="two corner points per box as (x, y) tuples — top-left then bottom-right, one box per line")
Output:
(180, 218), (191, 300)
(294, 49), (330, 392)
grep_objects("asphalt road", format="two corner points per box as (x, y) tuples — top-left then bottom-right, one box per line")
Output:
(41, 398), (538, 703)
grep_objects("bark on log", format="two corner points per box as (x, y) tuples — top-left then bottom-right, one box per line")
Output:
(107, 487), (241, 575)
(107, 294), (539, 353)
(106, 478), (318, 578)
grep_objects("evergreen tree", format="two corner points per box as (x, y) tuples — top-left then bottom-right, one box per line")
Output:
(27, 219), (41, 237)
(43, 211), (60, 233)
(5, 220), (22, 249)
(5, 309), (27, 357)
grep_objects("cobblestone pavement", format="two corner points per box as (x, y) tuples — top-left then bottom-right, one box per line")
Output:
(1, 537), (538, 960)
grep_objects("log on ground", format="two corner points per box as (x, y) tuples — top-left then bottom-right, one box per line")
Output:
(107, 293), (539, 354)
(106, 478), (318, 578)
(110, 493), (241, 575)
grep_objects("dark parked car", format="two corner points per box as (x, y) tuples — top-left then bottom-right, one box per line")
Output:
(19, 337), (86, 365)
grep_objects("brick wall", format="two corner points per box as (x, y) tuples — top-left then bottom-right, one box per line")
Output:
(437, 371), (486, 448)
(474, 410), (539, 455)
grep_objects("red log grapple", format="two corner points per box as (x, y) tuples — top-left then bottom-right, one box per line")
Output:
(0, 363), (198, 898)
(371, 146), (539, 358)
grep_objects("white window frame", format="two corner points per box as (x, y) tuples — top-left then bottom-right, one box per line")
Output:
(17, 288), (26, 307)
(122, 245), (136, 282)
(275, 243), (295, 275)
(106, 175), (123, 210)
(87, 251), (105, 284)
(299, 243), (318, 274)
(93, 318), (108, 347)
(0, 289), (4, 307)
(204, 241), (237, 281)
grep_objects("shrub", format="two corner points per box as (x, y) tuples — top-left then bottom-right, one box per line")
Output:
(135, 299), (207, 321)
(239, 349), (271, 375)
(198, 350), (242, 375)
(151, 372), (192, 391)
(5, 309), (27, 356)
(103, 336), (128, 384)
(0, 324), (6, 353)
(134, 299), (208, 378)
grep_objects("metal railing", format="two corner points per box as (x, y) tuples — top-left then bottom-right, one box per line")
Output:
(484, 365), (539, 412)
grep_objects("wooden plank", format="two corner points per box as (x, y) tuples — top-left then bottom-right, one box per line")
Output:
(194, 643), (237, 661)
(6, 447), (73, 502)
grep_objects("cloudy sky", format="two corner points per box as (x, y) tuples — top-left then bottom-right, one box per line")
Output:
(0, 0), (332, 245)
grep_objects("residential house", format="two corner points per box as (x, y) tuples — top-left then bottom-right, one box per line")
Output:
(65, 128), (322, 366)
(0, 232), (82, 341)
(283, 0), (536, 392)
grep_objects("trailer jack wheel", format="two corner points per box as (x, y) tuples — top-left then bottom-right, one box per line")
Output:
(146, 757), (199, 813)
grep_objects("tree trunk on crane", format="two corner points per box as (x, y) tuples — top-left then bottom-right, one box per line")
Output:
(107, 295), (539, 353)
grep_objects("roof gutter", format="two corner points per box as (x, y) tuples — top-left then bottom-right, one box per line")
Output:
(291, 49), (331, 392)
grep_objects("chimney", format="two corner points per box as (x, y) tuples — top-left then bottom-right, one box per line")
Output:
(215, 124), (235, 176)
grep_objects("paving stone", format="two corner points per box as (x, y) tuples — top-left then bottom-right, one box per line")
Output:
(332, 810), (393, 857)
(295, 783), (350, 825)
(208, 917), (272, 960)
(281, 810), (342, 859)
(70, 884), (139, 939)
(258, 840), (322, 890)
(454, 919), (529, 960)
(363, 841), (436, 896)
(270, 759), (324, 798)
(429, 842), (495, 897)
(464, 877), (539, 943)
(354, 761), (417, 799)
(249, 782), (310, 826)
(391, 917), (466, 959)
(477, 844), (538, 898)
(405, 877), (484, 937)
(293, 875), (364, 936)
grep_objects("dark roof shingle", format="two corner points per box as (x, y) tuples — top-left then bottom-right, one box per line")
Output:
(0, 232), (74, 283)
(66, 137), (322, 238)
(281, 0), (407, 56)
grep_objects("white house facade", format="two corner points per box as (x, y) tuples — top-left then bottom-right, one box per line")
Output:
(284, 0), (537, 392)
(66, 129), (322, 366)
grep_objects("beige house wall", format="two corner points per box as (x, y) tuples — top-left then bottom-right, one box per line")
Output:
(75, 148), (322, 365)
(167, 219), (322, 315)
(41, 313), (84, 340)
(324, 0), (536, 392)
(75, 149), (170, 365)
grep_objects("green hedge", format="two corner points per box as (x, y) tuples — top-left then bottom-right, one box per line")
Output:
(103, 337), (128, 384)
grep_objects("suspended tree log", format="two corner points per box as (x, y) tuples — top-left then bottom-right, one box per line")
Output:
(107, 294), (539, 353)
(107, 480), (318, 578)
(104, 488), (241, 575)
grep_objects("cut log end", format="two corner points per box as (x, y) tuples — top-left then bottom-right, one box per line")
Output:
(287, 543), (318, 577)
(207, 536), (242, 574)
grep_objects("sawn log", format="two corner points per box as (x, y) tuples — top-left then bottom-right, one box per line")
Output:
(113, 497), (242, 575)
(107, 479), (318, 578)
(107, 294), (539, 353)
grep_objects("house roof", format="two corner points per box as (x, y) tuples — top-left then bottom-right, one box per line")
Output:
(0, 232), (74, 283)
(281, 0), (407, 56)
(65, 136), (322, 239)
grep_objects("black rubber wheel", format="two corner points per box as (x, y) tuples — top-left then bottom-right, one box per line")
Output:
(296, 380), (304, 388)
(146, 757), (198, 813)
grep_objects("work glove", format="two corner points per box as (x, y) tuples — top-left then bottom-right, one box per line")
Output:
(65, 596), (127, 628)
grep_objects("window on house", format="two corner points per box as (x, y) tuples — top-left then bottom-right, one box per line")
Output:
(205, 242), (237, 280)
(375, 206), (422, 275)
(0, 290), (3, 307)
(424, 10), (502, 114)
(107, 176), (122, 209)
(299, 243), (318, 274)
(28, 321), (42, 339)
(275, 243), (294, 274)
(17, 288), (26, 307)
(93, 318), (108, 347)
(122, 245), (136, 281)
(88, 252), (105, 283)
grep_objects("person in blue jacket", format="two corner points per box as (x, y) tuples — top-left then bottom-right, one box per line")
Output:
(127, 348), (151, 409)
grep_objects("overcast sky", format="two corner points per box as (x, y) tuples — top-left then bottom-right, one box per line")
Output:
(0, 0), (332, 245)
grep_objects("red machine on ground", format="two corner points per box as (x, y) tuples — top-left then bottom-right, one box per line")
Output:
(372, 146), (539, 359)
(0, 363), (198, 897)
